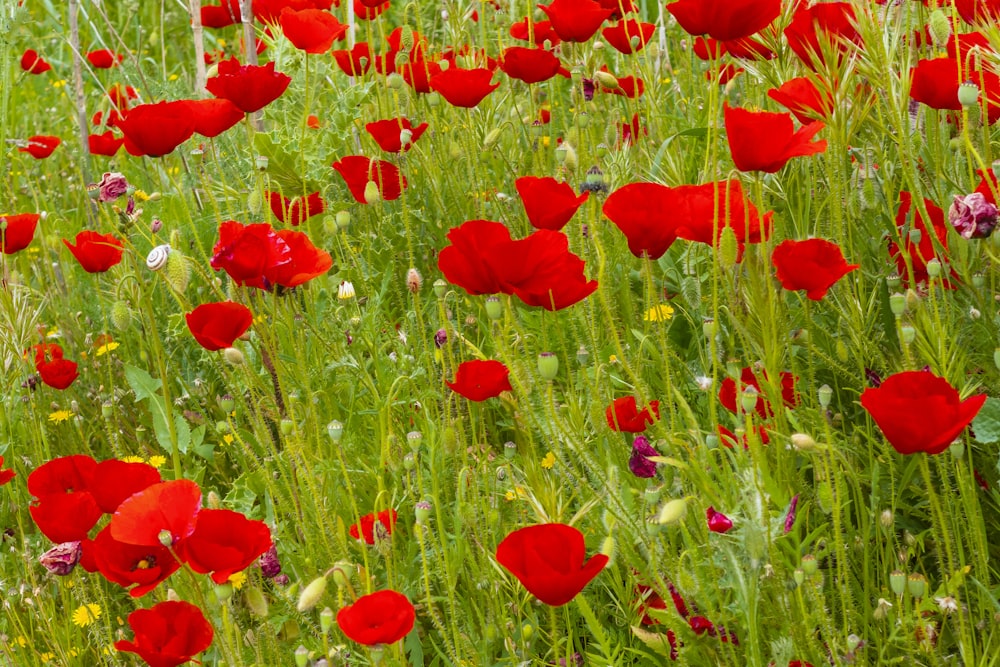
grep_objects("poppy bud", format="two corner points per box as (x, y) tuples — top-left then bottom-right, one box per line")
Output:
(363, 181), (381, 204)
(386, 73), (405, 89)
(207, 491), (222, 509)
(793, 568), (805, 586)
(928, 9), (951, 46)
(223, 347), (244, 365)
(537, 352), (558, 381)
(718, 225), (739, 268)
(335, 210), (351, 230)
(110, 300), (132, 330)
(705, 433), (719, 449)
(296, 576), (327, 612)
(485, 295), (503, 320)
(331, 561), (353, 589)
(399, 25), (415, 51)
(900, 324), (915, 344)
(889, 292), (906, 317)
(593, 70), (619, 91)
(327, 420), (344, 442)
(483, 127), (503, 149)
(657, 497), (689, 525)
(215, 582), (234, 603)
(949, 440), (965, 459)
(164, 252), (191, 293)
(393, 50), (408, 67)
(790, 433), (817, 451)
(504, 440), (517, 459)
(151, 218), (163, 234)
(907, 573), (926, 599)
(958, 82), (980, 108)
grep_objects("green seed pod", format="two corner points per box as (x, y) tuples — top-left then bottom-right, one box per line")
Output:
(296, 576), (327, 612)
(433, 279), (447, 298)
(801, 554), (819, 576)
(907, 573), (927, 599)
(214, 582), (234, 603)
(363, 181), (381, 204)
(280, 419), (294, 436)
(335, 210), (351, 230)
(958, 82), (980, 108)
(793, 568), (805, 586)
(889, 570), (906, 595)
(900, 324), (916, 345)
(504, 441), (517, 459)
(889, 292), (906, 317)
(320, 607), (334, 634)
(818, 384), (833, 409)
(386, 72), (405, 89)
(294, 645), (309, 667)
(327, 420), (344, 442)
(415, 500), (432, 523)
(926, 258), (942, 279)
(485, 296), (503, 320)
(537, 352), (559, 381)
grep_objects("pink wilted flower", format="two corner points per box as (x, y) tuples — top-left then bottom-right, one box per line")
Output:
(949, 192), (998, 239)
(628, 435), (658, 478)
(93, 172), (129, 203)
(706, 506), (733, 534)
(39, 541), (82, 575)
(784, 494), (800, 533)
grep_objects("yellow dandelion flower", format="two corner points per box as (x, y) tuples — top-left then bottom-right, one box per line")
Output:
(168, 74), (179, 81)
(69, 649), (79, 657)
(95, 341), (120, 356)
(541, 451), (556, 469)
(46, 327), (60, 338)
(134, 190), (150, 201)
(504, 489), (516, 501)
(147, 455), (166, 469)
(609, 354), (619, 364)
(222, 434), (234, 446)
(541, 136), (551, 147)
(72, 603), (101, 627)
(121, 455), (145, 463)
(48, 410), (74, 423)
(643, 304), (675, 322)
(228, 571), (247, 590)
(504, 486), (528, 502)
(11, 636), (26, 648)
(52, 79), (67, 88)
(39, 653), (54, 661)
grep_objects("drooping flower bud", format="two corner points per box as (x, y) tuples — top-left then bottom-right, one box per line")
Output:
(296, 576), (327, 612)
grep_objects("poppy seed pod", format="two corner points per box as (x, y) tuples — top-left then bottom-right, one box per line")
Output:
(537, 352), (559, 381)
(958, 82), (980, 108)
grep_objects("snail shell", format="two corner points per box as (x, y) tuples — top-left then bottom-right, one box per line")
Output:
(146, 244), (171, 271)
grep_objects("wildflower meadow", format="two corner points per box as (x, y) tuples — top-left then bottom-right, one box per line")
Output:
(5, 0), (1000, 665)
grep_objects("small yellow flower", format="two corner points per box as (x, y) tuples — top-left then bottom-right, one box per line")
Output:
(95, 341), (120, 356)
(46, 327), (60, 338)
(48, 410), (74, 424)
(504, 486), (528, 502)
(609, 354), (619, 364)
(121, 455), (145, 463)
(11, 636), (26, 648)
(134, 190), (150, 201)
(541, 136), (551, 147)
(541, 451), (556, 469)
(147, 455), (166, 469)
(228, 571), (247, 590)
(51, 79), (67, 88)
(643, 304), (675, 322)
(39, 653), (54, 662)
(72, 603), (101, 627)
(222, 434), (234, 446)
(168, 74), (179, 81)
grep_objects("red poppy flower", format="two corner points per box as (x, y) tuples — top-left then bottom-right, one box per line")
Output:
(596, 0), (638, 18)
(667, 0), (780, 42)
(437, 219), (512, 295)
(977, 167), (1000, 204)
(718, 366), (797, 419)
(353, 0), (389, 20)
(107, 83), (138, 110)
(205, 57), (291, 113)
(332, 155), (407, 203)
(602, 182), (679, 259)
(515, 176), (589, 231)
(365, 118), (429, 153)
(332, 42), (372, 75)
(724, 104), (826, 173)
(889, 192), (950, 285)
(267, 190), (326, 225)
(337, 590), (415, 646)
(187, 98), (245, 138)
(601, 18), (655, 54)
(86, 525), (182, 597)
(118, 101), (196, 157)
(88, 130), (124, 156)
(201, 0), (242, 27)
(27, 455), (101, 542)
(89, 460), (161, 514)
(539, 0), (613, 43)
(784, 2), (863, 70)
(253, 0), (334, 24)
(63, 231), (125, 273)
(115, 600), (214, 666)
(19, 135), (61, 159)
(672, 180), (772, 252)
(0, 456), (14, 486)
(447, 359), (512, 401)
(110, 479), (202, 547)
(185, 301), (253, 351)
(174, 509), (272, 584)
(860, 370), (986, 455)
(36, 356), (80, 390)
(268, 229), (333, 287)
(909, 58), (965, 112)
(349, 509), (398, 544)
(1, 212), (40, 254)
(86, 49), (123, 68)
(307, 114), (321, 128)
(20, 48), (51, 74)
(210, 220), (292, 288)
(767, 77), (833, 124)
(706, 506), (734, 533)
(771, 238), (858, 300)
(606, 396), (660, 432)
(510, 19), (561, 47)
(430, 67), (499, 108)
(500, 46), (566, 84)
(956, 0), (1000, 23)
(92, 108), (125, 129)
(279, 7), (347, 53)
(496, 523), (609, 606)
(717, 423), (771, 449)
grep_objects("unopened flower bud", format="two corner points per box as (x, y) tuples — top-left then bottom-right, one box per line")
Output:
(207, 491), (222, 509)
(718, 225), (739, 268)
(214, 582), (234, 603)
(928, 9), (952, 46)
(335, 210), (351, 230)
(244, 586), (269, 617)
(296, 576), (327, 612)
(657, 497), (689, 525)
(363, 181), (381, 204)
(790, 433), (817, 451)
(223, 347), (244, 365)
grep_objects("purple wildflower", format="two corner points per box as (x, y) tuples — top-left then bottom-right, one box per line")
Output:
(629, 435), (658, 478)
(258, 544), (282, 578)
(784, 494), (799, 534)
(39, 541), (82, 576)
(949, 192), (998, 239)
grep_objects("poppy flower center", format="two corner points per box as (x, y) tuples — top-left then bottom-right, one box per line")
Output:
(132, 556), (156, 571)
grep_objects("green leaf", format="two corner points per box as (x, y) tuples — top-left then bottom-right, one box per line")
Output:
(124, 364), (163, 403)
(972, 396), (1000, 444)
